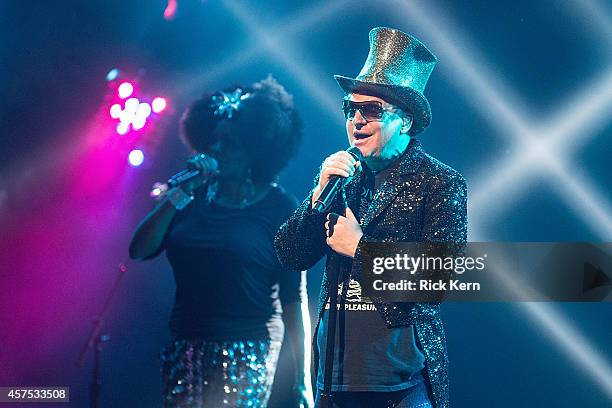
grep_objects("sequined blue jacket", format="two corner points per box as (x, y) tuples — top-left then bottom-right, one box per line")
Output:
(274, 139), (467, 408)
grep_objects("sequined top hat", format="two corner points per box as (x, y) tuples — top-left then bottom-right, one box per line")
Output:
(334, 27), (437, 135)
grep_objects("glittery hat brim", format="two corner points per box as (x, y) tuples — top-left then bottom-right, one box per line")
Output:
(334, 75), (431, 135)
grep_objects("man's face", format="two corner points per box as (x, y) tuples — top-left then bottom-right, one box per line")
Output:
(345, 93), (410, 162)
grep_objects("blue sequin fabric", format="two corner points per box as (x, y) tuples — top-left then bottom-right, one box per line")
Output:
(160, 338), (281, 407)
(274, 139), (468, 408)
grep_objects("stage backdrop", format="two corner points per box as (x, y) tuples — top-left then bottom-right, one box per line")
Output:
(1, 1), (611, 407)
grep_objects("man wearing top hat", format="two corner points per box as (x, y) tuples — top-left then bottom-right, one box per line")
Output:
(275, 27), (467, 408)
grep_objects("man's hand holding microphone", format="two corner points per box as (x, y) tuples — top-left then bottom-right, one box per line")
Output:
(312, 148), (364, 258)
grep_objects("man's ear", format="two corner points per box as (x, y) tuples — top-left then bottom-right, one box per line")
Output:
(400, 115), (413, 134)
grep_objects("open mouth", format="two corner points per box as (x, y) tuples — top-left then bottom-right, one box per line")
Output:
(353, 132), (371, 140)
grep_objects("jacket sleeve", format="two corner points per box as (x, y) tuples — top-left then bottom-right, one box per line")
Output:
(274, 174), (343, 271)
(420, 172), (468, 244)
(419, 172), (468, 303)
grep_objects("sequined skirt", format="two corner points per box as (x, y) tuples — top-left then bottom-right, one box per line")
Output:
(160, 337), (282, 408)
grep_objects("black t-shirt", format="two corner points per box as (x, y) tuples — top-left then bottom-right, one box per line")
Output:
(317, 161), (426, 392)
(163, 185), (300, 342)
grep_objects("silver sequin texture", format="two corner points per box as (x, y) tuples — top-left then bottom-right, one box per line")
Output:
(358, 28), (436, 93)
(160, 338), (281, 407)
(334, 27), (438, 135)
(275, 139), (468, 408)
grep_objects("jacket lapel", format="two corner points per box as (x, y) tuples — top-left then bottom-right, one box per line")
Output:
(360, 139), (424, 229)
(343, 166), (365, 212)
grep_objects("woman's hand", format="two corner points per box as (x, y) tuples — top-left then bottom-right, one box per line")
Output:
(293, 382), (314, 408)
(180, 154), (218, 194)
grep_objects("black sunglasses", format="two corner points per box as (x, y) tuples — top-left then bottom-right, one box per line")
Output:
(342, 99), (398, 122)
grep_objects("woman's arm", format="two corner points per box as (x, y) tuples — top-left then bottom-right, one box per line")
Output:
(281, 271), (314, 408)
(129, 155), (215, 260)
(128, 196), (178, 261)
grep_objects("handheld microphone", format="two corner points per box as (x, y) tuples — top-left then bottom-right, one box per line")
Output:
(167, 154), (219, 188)
(151, 154), (219, 199)
(312, 146), (362, 214)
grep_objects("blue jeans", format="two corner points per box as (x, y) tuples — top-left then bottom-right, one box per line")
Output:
(314, 381), (433, 408)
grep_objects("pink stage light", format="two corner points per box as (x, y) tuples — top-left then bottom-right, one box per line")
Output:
(164, 0), (178, 20)
(116, 121), (130, 135)
(128, 149), (145, 166)
(106, 73), (167, 136)
(118, 82), (134, 99)
(151, 97), (167, 113)
(132, 115), (147, 131)
(137, 102), (152, 118)
(109, 104), (122, 119)
(124, 97), (140, 113)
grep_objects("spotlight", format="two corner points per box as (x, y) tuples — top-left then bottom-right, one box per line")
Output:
(116, 121), (130, 135)
(106, 72), (168, 136)
(106, 68), (120, 81)
(118, 109), (132, 124)
(137, 102), (152, 118)
(152, 97), (167, 113)
(128, 149), (144, 167)
(163, 0), (178, 20)
(118, 82), (134, 99)
(132, 115), (147, 131)
(109, 104), (122, 119)
(124, 97), (140, 113)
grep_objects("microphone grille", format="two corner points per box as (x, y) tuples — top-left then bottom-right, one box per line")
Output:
(347, 146), (363, 160)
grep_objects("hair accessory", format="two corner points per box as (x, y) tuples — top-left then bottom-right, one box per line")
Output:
(211, 88), (252, 119)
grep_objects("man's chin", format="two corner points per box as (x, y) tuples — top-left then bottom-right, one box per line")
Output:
(357, 147), (379, 159)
